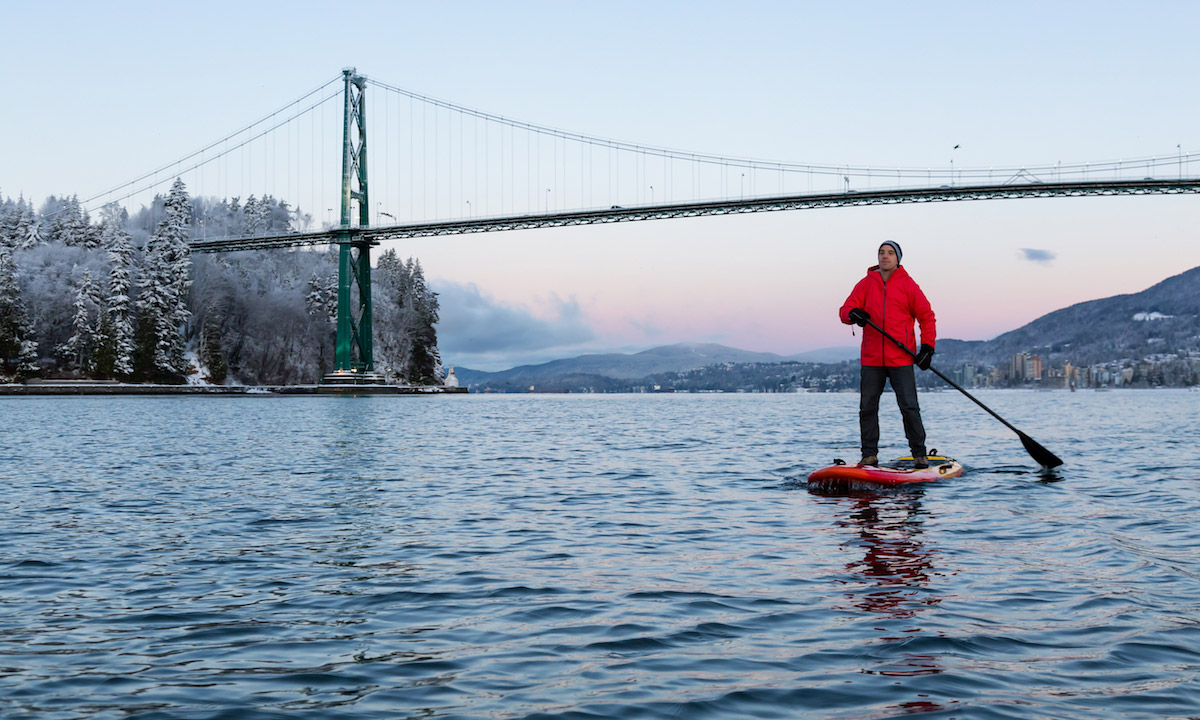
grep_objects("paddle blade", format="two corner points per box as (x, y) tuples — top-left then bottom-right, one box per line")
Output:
(1018, 431), (1063, 469)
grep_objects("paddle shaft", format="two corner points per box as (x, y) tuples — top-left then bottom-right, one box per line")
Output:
(858, 317), (1061, 468)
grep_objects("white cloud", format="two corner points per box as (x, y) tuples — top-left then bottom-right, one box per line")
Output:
(433, 281), (596, 369)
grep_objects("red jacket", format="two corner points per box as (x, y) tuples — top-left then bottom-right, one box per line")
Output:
(839, 265), (937, 367)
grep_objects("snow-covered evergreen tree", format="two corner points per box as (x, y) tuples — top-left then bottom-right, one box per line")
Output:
(305, 270), (338, 326)
(0, 246), (39, 378)
(20, 206), (42, 250)
(0, 196), (21, 248)
(38, 196), (64, 243)
(406, 258), (443, 384)
(2, 187), (444, 386)
(226, 197), (242, 235)
(371, 251), (442, 385)
(191, 249), (338, 385)
(72, 197), (99, 248)
(261, 195), (292, 232)
(58, 268), (101, 372)
(200, 309), (227, 384)
(255, 196), (272, 233)
(136, 179), (192, 380)
(46, 195), (97, 248)
(93, 204), (136, 378)
(373, 250), (415, 381)
(243, 195), (271, 236)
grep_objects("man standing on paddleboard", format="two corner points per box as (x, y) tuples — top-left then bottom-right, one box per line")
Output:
(839, 240), (937, 468)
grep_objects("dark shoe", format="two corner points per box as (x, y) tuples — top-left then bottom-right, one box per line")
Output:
(858, 455), (878, 466)
(913, 456), (929, 469)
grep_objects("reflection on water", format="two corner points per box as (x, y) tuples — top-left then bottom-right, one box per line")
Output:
(833, 490), (938, 620)
(811, 486), (947, 695)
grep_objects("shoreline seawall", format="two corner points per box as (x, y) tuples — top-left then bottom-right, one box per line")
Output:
(0, 382), (468, 396)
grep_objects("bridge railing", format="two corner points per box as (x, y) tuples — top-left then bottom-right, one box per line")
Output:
(189, 176), (1200, 252)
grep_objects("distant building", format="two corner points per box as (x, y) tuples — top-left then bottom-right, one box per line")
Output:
(1010, 353), (1028, 382)
(444, 367), (459, 387)
(959, 364), (978, 387)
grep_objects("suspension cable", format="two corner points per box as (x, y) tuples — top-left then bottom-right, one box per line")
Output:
(366, 76), (1190, 181)
(81, 75), (344, 211)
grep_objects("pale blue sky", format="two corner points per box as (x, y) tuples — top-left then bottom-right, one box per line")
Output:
(5, 1), (1200, 369)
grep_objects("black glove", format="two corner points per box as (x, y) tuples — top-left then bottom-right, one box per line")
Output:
(914, 343), (934, 370)
(848, 308), (870, 327)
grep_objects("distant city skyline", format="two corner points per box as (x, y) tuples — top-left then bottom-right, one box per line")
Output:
(5, 1), (1200, 370)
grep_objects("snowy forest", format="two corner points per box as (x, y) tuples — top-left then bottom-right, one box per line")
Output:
(0, 180), (442, 386)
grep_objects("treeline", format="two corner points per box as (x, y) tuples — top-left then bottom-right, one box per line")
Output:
(468, 361), (858, 393)
(648, 361), (858, 393)
(0, 182), (442, 385)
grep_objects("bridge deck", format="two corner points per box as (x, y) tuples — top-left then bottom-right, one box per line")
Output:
(189, 178), (1200, 252)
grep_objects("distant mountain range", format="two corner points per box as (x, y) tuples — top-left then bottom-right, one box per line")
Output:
(454, 265), (1200, 391)
(454, 343), (857, 390)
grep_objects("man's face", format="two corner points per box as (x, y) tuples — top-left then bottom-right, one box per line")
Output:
(878, 244), (898, 271)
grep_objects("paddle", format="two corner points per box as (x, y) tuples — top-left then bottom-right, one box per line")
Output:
(859, 316), (1064, 469)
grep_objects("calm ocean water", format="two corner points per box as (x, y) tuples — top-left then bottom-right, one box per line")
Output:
(2, 390), (1199, 719)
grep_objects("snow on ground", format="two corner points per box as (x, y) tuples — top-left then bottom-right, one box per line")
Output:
(183, 350), (212, 386)
(1133, 311), (1173, 321)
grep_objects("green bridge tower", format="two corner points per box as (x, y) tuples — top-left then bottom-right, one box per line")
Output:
(323, 67), (382, 385)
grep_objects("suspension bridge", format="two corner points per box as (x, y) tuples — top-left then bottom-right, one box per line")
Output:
(80, 68), (1200, 385)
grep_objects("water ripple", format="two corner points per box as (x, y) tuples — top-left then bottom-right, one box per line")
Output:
(1, 392), (1198, 719)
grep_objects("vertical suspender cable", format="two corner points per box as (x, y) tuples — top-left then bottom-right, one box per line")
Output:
(383, 89), (388, 222)
(459, 110), (463, 218)
(510, 124), (514, 215)
(410, 96), (414, 222)
(472, 112), (477, 217)
(397, 90), (403, 221)
(484, 113), (488, 216)
(500, 120), (504, 215)
(423, 99), (427, 220)
(434, 103), (438, 219)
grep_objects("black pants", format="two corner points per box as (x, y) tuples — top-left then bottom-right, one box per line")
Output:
(860, 365), (927, 458)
